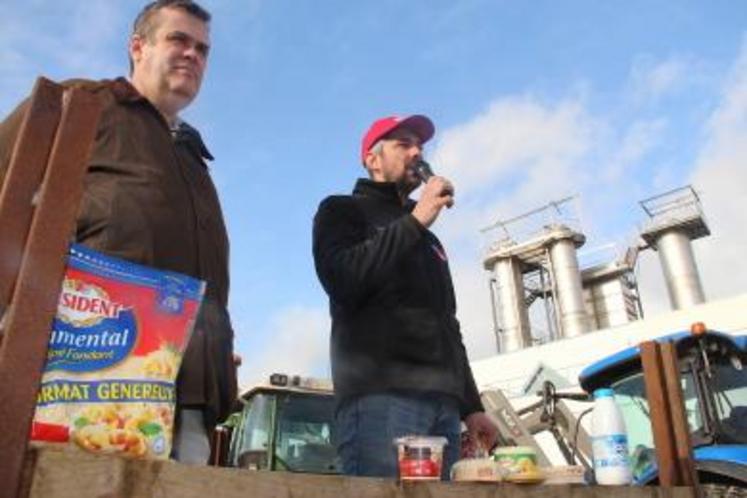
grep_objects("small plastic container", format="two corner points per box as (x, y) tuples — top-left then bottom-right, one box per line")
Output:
(491, 446), (544, 483)
(394, 436), (447, 481)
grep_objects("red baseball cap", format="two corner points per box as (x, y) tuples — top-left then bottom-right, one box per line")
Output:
(360, 114), (435, 163)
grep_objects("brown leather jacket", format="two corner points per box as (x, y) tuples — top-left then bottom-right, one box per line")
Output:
(0, 77), (237, 429)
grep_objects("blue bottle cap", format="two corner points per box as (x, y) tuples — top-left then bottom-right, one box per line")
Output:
(593, 388), (614, 399)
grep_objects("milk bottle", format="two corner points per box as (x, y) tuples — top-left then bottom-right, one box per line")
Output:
(591, 388), (633, 485)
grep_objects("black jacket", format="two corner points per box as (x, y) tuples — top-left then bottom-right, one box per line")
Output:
(313, 179), (483, 417)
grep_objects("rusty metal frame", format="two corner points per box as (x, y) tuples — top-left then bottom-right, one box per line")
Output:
(0, 77), (101, 498)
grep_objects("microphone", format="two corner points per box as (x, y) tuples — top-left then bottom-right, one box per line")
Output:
(412, 159), (454, 199)
(412, 159), (435, 183)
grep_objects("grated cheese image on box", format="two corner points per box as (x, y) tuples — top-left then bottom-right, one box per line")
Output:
(31, 244), (205, 459)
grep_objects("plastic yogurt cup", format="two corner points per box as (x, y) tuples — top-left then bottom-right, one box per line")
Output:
(394, 435), (448, 480)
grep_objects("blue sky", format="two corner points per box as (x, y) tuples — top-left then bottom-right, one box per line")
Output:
(2, 1), (746, 387)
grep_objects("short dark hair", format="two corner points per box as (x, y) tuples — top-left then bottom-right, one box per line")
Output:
(129, 0), (211, 73)
(133, 0), (210, 39)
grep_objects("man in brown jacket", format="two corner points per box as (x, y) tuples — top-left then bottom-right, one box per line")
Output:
(0, 0), (236, 464)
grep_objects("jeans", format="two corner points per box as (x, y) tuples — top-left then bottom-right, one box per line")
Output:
(335, 392), (461, 480)
(172, 408), (211, 465)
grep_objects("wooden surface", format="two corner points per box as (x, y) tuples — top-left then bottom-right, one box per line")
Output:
(0, 80), (102, 498)
(21, 445), (694, 498)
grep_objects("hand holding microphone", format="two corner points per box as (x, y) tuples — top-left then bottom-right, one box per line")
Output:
(413, 159), (455, 206)
(412, 159), (436, 183)
(411, 159), (455, 228)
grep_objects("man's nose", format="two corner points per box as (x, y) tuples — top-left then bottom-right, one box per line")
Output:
(183, 46), (198, 60)
(183, 44), (204, 63)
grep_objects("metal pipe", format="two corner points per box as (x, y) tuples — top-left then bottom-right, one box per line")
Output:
(491, 257), (532, 352)
(488, 277), (501, 353)
(656, 229), (706, 309)
(588, 279), (634, 328)
(539, 262), (555, 342)
(545, 246), (563, 340)
(549, 238), (589, 338)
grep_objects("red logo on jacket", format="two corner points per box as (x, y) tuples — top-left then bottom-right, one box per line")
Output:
(431, 244), (448, 262)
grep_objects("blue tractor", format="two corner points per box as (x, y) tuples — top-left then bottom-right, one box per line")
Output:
(578, 328), (746, 491)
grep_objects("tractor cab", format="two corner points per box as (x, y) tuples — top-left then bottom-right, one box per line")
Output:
(221, 374), (340, 474)
(578, 327), (747, 487)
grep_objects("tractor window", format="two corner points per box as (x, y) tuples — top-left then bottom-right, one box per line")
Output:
(611, 372), (661, 481)
(611, 373), (654, 452)
(274, 393), (339, 474)
(711, 360), (747, 443)
(232, 393), (274, 469)
(612, 371), (703, 449)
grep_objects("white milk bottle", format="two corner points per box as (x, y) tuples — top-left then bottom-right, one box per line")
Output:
(591, 388), (633, 485)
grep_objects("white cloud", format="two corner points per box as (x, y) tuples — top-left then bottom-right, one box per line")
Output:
(627, 55), (689, 103)
(426, 94), (603, 262)
(434, 95), (594, 199)
(602, 118), (667, 182)
(688, 38), (747, 300)
(236, 306), (330, 390)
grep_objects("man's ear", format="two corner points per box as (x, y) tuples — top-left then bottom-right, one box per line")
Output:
(362, 155), (375, 179)
(363, 150), (378, 171)
(129, 35), (145, 65)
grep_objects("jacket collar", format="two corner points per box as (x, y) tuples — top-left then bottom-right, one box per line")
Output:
(353, 178), (415, 210)
(110, 77), (149, 104)
(111, 77), (214, 161)
(174, 121), (215, 161)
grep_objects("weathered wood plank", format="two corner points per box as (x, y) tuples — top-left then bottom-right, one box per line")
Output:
(0, 85), (101, 498)
(660, 343), (699, 494)
(22, 446), (694, 498)
(0, 78), (63, 313)
(640, 341), (681, 487)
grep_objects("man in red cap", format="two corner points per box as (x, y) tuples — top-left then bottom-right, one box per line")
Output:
(313, 115), (497, 479)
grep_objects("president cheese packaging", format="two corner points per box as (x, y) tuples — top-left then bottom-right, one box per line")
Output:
(31, 244), (205, 459)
